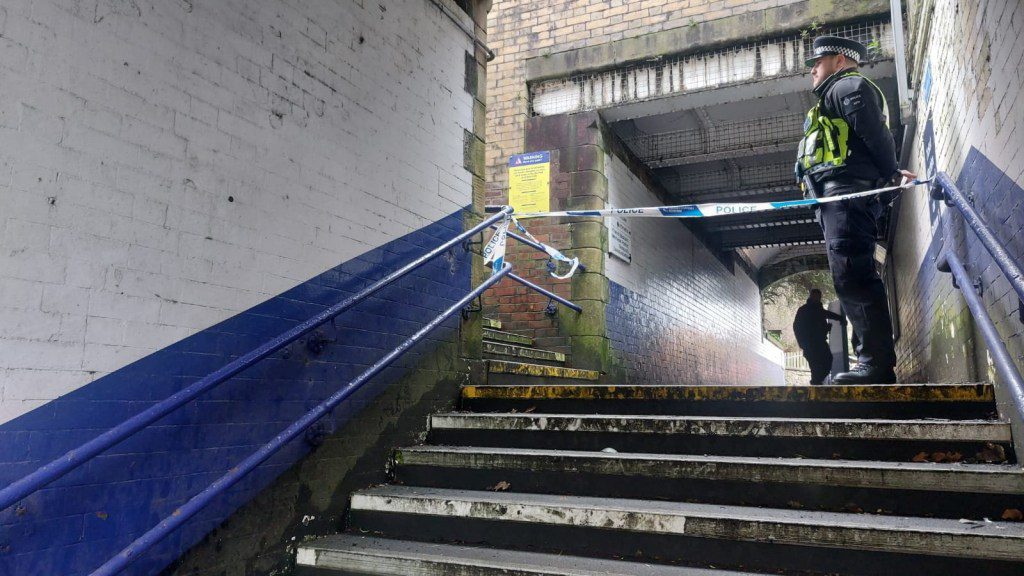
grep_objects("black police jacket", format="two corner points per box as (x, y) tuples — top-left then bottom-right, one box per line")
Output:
(793, 301), (841, 350)
(813, 70), (900, 183)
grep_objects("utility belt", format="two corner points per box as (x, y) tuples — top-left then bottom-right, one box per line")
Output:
(797, 164), (845, 200)
(799, 164), (880, 201)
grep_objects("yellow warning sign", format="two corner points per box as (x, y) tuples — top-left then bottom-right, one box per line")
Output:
(508, 151), (550, 213)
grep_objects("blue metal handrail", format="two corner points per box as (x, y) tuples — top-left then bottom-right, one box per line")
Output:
(0, 207), (514, 513)
(931, 172), (1024, 424)
(90, 263), (513, 575)
(509, 271), (582, 313)
(931, 172), (1024, 305)
(498, 226), (589, 273)
(938, 251), (1024, 419)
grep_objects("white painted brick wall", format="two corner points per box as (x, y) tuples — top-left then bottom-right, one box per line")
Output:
(605, 153), (784, 385)
(0, 0), (476, 423)
(893, 0), (1023, 382)
(898, 0), (1023, 267)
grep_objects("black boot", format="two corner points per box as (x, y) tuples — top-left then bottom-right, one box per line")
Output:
(833, 363), (896, 384)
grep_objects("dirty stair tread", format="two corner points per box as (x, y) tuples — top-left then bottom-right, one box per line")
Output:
(483, 341), (566, 363)
(395, 445), (1024, 493)
(461, 383), (995, 402)
(430, 413), (1011, 441)
(482, 328), (533, 346)
(350, 486), (1024, 560)
(486, 360), (599, 380)
(297, 534), (764, 575)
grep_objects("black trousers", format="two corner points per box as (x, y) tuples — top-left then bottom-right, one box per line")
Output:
(818, 176), (896, 368)
(802, 340), (833, 384)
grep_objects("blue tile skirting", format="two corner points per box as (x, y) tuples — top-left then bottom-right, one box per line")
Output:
(0, 209), (470, 576)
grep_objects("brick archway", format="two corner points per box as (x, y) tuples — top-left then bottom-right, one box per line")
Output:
(759, 254), (831, 290)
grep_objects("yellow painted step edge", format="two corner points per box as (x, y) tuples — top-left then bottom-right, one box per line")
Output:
(462, 384), (994, 402)
(486, 360), (600, 381)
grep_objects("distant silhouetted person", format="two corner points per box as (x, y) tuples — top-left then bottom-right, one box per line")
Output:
(793, 288), (842, 385)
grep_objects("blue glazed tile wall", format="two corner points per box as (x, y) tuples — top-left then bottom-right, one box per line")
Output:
(894, 148), (1024, 383)
(0, 210), (470, 576)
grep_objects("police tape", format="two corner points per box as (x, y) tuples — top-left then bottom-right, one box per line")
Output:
(483, 214), (579, 279)
(483, 178), (929, 279)
(512, 178), (931, 220)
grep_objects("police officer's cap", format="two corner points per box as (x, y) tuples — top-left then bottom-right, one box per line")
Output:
(805, 36), (868, 67)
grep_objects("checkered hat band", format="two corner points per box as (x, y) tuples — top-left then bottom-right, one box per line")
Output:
(815, 45), (860, 63)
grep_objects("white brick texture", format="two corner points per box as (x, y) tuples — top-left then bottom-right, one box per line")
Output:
(0, 0), (476, 423)
(605, 153), (785, 386)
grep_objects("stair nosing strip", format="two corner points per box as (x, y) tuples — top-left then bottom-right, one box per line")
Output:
(298, 535), (764, 575)
(350, 486), (1024, 561)
(428, 413), (1012, 442)
(394, 445), (1024, 493)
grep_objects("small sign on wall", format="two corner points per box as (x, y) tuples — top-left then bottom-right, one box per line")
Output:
(609, 218), (632, 263)
(923, 110), (939, 225)
(508, 151), (550, 214)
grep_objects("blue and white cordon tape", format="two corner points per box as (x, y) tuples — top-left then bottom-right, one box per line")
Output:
(483, 213), (580, 279)
(484, 178), (930, 279)
(514, 179), (931, 220)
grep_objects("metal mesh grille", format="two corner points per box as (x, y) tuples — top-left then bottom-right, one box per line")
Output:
(625, 112), (806, 166)
(531, 19), (894, 116)
(662, 163), (796, 199)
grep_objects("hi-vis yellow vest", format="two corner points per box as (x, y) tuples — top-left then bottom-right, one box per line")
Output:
(797, 70), (889, 176)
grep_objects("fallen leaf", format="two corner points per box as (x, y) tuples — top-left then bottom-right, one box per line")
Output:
(523, 406), (536, 413)
(931, 451), (947, 463)
(843, 502), (863, 513)
(488, 480), (511, 491)
(976, 443), (1007, 463)
(787, 500), (803, 509)
(912, 451), (930, 462)
(1001, 508), (1023, 521)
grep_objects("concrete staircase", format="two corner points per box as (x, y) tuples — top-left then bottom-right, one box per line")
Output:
(297, 341), (1024, 575)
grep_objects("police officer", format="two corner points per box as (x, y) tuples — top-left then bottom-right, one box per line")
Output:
(796, 36), (916, 384)
(793, 288), (843, 385)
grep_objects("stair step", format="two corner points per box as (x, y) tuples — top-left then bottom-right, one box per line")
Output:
(482, 318), (502, 330)
(486, 360), (599, 383)
(428, 413), (1014, 461)
(483, 328), (533, 346)
(394, 446), (1024, 518)
(296, 534), (761, 575)
(461, 383), (997, 418)
(484, 341), (565, 364)
(348, 486), (1024, 575)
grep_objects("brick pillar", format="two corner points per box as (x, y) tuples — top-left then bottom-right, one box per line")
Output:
(506, 111), (612, 373)
(460, 0), (493, 373)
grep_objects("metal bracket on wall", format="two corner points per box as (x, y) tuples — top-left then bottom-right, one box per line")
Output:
(462, 231), (483, 255)
(304, 418), (334, 447)
(306, 331), (336, 355)
(544, 299), (558, 317)
(462, 295), (482, 320)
